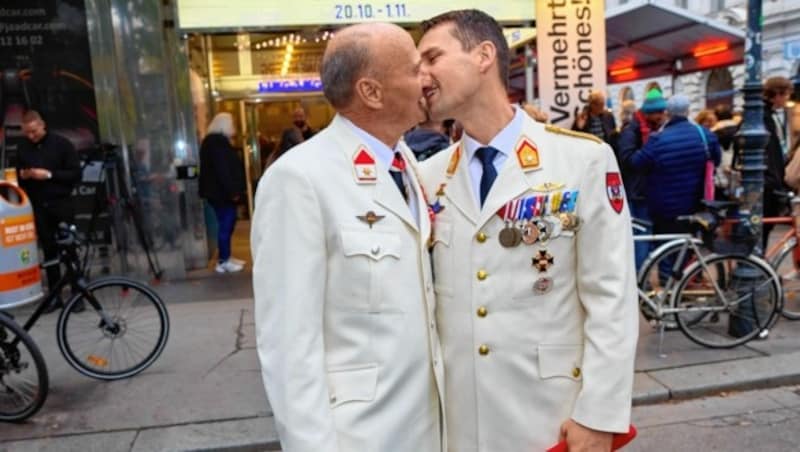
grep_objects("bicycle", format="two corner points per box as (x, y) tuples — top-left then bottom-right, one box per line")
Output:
(0, 312), (48, 422)
(760, 191), (800, 320)
(634, 204), (783, 350)
(0, 224), (170, 422)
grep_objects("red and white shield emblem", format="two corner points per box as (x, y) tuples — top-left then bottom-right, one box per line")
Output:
(606, 172), (624, 214)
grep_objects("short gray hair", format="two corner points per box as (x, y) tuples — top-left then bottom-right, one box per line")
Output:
(207, 112), (235, 137)
(320, 35), (372, 109)
(666, 94), (690, 118)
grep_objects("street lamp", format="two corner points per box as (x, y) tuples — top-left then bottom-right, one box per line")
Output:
(730, 0), (770, 338)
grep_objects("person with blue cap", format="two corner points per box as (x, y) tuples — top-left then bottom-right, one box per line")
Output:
(617, 87), (668, 269)
(630, 94), (721, 236)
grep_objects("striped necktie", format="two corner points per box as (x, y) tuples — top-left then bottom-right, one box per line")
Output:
(389, 151), (408, 201)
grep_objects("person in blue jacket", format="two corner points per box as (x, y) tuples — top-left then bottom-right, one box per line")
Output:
(630, 94), (721, 235)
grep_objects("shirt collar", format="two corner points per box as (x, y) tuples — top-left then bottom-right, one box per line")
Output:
(339, 115), (397, 170)
(463, 106), (526, 162)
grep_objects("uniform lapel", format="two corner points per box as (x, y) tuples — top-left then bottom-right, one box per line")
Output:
(444, 143), (479, 225)
(477, 122), (545, 228)
(373, 174), (419, 232)
(329, 115), (419, 232)
(399, 142), (428, 239)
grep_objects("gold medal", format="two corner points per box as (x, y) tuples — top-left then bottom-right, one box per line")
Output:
(533, 277), (554, 294)
(499, 224), (522, 248)
(522, 222), (539, 245)
(559, 212), (581, 232)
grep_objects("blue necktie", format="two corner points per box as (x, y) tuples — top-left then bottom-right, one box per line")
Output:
(476, 146), (499, 207)
(389, 152), (408, 201)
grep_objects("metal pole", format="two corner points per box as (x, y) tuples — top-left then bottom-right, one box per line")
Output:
(729, 0), (770, 340)
(736, 0), (769, 249)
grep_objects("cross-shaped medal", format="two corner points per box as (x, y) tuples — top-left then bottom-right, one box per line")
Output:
(532, 249), (554, 273)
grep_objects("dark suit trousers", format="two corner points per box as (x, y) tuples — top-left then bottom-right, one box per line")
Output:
(33, 199), (74, 297)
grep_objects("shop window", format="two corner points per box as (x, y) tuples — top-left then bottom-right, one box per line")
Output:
(705, 68), (734, 110)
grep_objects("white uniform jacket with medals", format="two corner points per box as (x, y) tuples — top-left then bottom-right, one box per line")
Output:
(252, 115), (444, 452)
(419, 114), (638, 452)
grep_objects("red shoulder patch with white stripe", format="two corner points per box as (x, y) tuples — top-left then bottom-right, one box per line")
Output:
(606, 172), (624, 214)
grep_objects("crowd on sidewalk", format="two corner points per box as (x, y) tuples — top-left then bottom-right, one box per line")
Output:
(572, 76), (797, 269)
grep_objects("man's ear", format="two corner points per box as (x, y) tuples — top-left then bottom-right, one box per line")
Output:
(355, 77), (384, 110)
(475, 41), (497, 76)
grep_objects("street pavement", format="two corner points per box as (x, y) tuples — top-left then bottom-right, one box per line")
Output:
(2, 270), (800, 451)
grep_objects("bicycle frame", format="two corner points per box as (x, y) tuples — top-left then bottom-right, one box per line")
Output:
(636, 235), (705, 318)
(3, 242), (116, 349)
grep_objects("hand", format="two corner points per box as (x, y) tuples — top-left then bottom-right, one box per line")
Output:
(559, 419), (613, 452)
(18, 168), (31, 180)
(575, 111), (588, 130)
(26, 168), (51, 180)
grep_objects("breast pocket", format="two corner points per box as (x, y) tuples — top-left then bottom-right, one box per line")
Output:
(430, 220), (453, 296)
(336, 227), (402, 310)
(327, 363), (378, 408)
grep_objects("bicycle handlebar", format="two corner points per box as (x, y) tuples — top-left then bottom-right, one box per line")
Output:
(54, 223), (82, 248)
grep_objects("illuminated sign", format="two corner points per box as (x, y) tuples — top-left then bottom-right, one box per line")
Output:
(176, 1), (534, 30)
(258, 79), (323, 93)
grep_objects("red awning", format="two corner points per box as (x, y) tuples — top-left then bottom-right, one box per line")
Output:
(605, 0), (745, 83)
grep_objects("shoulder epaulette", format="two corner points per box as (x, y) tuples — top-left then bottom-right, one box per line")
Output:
(544, 124), (603, 145)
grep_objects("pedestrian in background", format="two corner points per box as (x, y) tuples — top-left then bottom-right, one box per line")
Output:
(617, 87), (667, 269)
(199, 112), (246, 273)
(619, 99), (637, 130)
(404, 113), (451, 161)
(695, 109), (717, 130)
(270, 106), (315, 166)
(631, 94), (721, 236)
(711, 104), (739, 197)
(571, 90), (618, 150)
(17, 110), (82, 313)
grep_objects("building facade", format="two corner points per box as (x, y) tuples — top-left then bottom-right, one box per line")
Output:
(606, 0), (800, 121)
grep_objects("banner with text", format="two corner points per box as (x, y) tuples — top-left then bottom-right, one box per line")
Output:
(536, 0), (606, 128)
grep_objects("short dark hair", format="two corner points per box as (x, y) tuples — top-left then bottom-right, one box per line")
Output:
(763, 76), (792, 100)
(421, 9), (509, 89)
(714, 104), (733, 121)
(320, 33), (373, 109)
(22, 110), (43, 124)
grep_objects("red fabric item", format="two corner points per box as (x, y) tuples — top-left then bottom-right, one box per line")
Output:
(546, 425), (637, 452)
(704, 160), (715, 201)
(635, 110), (651, 145)
(391, 152), (407, 171)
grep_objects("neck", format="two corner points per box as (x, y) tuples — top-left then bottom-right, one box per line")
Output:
(458, 83), (514, 145)
(342, 110), (402, 148)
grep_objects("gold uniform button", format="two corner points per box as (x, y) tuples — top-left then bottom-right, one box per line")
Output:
(477, 306), (488, 317)
(572, 367), (582, 378)
(477, 270), (488, 281)
(476, 232), (487, 243)
(479, 344), (490, 356)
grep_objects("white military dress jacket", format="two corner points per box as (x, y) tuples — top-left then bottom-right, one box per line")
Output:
(252, 114), (444, 452)
(419, 112), (638, 452)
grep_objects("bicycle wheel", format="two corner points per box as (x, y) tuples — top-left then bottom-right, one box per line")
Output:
(673, 254), (781, 348)
(770, 238), (800, 320)
(57, 277), (169, 380)
(638, 238), (704, 328)
(0, 313), (48, 422)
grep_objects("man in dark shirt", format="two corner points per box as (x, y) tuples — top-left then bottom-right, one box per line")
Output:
(571, 90), (618, 150)
(17, 110), (81, 312)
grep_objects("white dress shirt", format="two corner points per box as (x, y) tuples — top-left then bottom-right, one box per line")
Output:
(463, 106), (527, 207)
